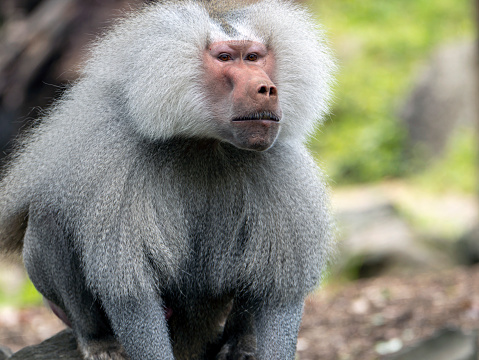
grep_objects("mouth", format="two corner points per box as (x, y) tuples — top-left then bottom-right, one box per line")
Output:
(232, 111), (281, 122)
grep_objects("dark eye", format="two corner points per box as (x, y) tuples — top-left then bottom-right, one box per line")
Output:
(246, 53), (258, 61)
(218, 53), (232, 61)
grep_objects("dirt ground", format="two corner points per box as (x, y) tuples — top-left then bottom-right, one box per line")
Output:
(1, 265), (478, 359)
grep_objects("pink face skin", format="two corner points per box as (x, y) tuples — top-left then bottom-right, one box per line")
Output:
(203, 40), (282, 151)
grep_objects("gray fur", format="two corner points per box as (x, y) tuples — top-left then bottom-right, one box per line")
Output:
(0, 0), (335, 359)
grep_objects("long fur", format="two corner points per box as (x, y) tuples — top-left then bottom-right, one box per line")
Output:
(0, 1), (335, 359)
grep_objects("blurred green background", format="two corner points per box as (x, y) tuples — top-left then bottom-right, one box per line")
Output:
(308, 0), (475, 191)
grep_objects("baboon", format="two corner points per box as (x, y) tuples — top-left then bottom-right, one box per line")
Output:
(0, 0), (335, 359)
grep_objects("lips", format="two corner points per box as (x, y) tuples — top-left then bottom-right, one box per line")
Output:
(232, 111), (281, 122)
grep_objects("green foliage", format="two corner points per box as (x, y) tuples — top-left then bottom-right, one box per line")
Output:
(308, 0), (474, 184)
(413, 128), (478, 193)
(0, 277), (43, 307)
(19, 279), (43, 305)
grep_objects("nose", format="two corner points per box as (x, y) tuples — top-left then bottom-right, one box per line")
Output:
(257, 83), (278, 97)
(246, 77), (279, 108)
(247, 75), (278, 103)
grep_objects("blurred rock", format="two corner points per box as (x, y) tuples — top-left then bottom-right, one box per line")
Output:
(0, 346), (12, 360)
(400, 41), (477, 160)
(456, 226), (479, 265)
(335, 199), (444, 278)
(376, 338), (403, 356)
(331, 184), (475, 278)
(385, 328), (478, 360)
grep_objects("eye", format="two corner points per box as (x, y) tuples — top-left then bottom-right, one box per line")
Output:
(218, 53), (232, 61)
(245, 53), (258, 61)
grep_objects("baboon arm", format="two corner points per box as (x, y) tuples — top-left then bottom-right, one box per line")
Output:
(254, 301), (304, 360)
(101, 293), (174, 360)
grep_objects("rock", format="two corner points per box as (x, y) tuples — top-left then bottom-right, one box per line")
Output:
(456, 225), (479, 265)
(385, 328), (478, 360)
(400, 41), (477, 160)
(376, 338), (403, 356)
(332, 185), (453, 278)
(0, 346), (12, 360)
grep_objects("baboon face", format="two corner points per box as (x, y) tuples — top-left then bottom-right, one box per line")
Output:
(203, 40), (281, 151)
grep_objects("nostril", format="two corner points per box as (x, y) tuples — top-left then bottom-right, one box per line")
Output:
(258, 85), (268, 94)
(257, 84), (277, 96)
